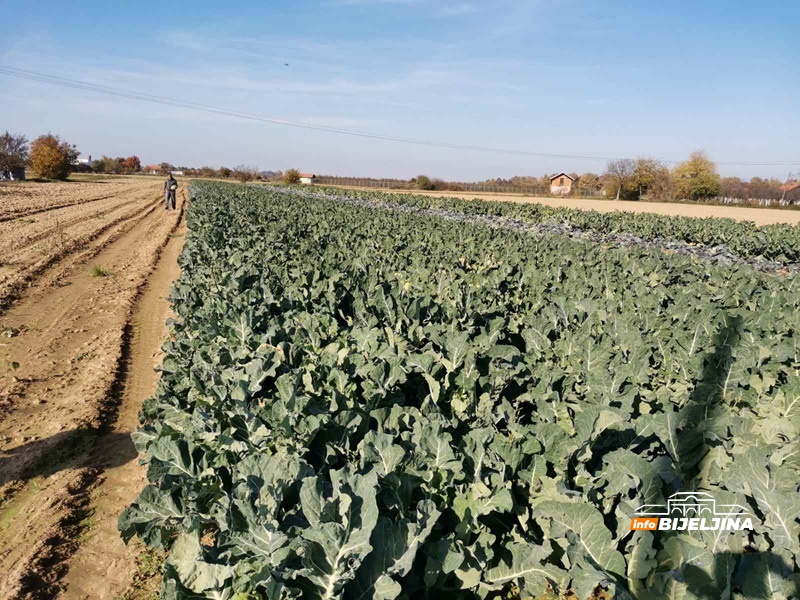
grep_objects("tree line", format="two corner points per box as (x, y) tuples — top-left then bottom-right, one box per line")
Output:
(589, 152), (795, 202)
(1, 131), (79, 180)
(323, 151), (798, 203)
(0, 131), (142, 179)
(0, 130), (279, 183)
(2, 132), (796, 202)
(602, 151), (721, 201)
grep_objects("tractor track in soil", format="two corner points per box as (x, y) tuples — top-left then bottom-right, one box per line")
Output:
(0, 178), (188, 599)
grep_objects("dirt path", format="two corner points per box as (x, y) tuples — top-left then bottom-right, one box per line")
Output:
(0, 181), (187, 599)
(59, 215), (187, 600)
(327, 186), (800, 226)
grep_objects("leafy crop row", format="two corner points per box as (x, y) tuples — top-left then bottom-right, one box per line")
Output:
(311, 186), (800, 264)
(121, 182), (800, 599)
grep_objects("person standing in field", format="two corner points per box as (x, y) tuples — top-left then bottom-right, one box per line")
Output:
(164, 173), (178, 210)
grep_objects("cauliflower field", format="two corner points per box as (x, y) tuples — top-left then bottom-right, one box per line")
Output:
(121, 182), (800, 599)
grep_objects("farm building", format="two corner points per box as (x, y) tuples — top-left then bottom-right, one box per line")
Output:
(300, 173), (317, 185)
(143, 164), (162, 175)
(781, 181), (800, 204)
(549, 172), (574, 195)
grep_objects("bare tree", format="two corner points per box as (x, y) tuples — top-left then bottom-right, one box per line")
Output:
(0, 131), (29, 173)
(605, 158), (636, 200)
(233, 165), (259, 183)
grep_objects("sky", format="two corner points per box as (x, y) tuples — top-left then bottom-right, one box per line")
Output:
(1, 0), (798, 181)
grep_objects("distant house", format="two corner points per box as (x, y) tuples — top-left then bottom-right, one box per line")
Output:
(143, 164), (162, 175)
(170, 171), (185, 176)
(76, 154), (93, 165)
(299, 173), (317, 185)
(549, 172), (575, 195)
(781, 181), (800, 204)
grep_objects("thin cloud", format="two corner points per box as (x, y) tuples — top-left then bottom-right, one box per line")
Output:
(335, 0), (480, 14)
(436, 3), (479, 17)
(336, 0), (418, 4)
(162, 30), (209, 52)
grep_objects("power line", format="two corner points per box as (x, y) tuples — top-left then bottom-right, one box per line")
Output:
(2, 64), (799, 167)
(1, 65), (614, 161)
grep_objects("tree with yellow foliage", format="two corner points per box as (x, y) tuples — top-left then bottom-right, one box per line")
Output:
(284, 169), (302, 185)
(673, 150), (721, 200)
(29, 134), (79, 180)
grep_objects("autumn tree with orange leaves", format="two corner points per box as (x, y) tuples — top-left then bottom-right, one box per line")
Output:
(29, 134), (79, 180)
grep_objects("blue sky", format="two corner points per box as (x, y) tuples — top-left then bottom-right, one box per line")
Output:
(1, 0), (798, 180)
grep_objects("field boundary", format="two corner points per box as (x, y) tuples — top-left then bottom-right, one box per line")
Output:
(316, 184), (800, 226)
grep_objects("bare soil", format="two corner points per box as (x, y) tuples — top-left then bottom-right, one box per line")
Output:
(330, 186), (800, 227)
(59, 216), (186, 600)
(0, 178), (187, 599)
(0, 179), (168, 310)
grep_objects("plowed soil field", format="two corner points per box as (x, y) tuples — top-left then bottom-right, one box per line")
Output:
(0, 178), (186, 599)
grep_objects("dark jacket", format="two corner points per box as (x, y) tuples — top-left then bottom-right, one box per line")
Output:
(165, 177), (178, 194)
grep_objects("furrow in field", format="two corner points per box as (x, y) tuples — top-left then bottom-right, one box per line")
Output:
(0, 182), (163, 311)
(0, 192), (118, 223)
(0, 179), (162, 222)
(0, 184), (185, 599)
(0, 185), (152, 254)
(60, 212), (187, 600)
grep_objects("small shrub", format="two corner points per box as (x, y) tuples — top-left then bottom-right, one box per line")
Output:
(90, 265), (113, 277)
(233, 165), (258, 183)
(414, 174), (434, 190)
(284, 168), (301, 185)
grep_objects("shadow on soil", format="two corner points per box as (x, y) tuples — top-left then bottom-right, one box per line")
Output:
(0, 316), (146, 488)
(670, 314), (799, 599)
(0, 428), (137, 489)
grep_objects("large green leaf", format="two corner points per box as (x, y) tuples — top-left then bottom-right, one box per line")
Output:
(298, 470), (380, 599)
(536, 501), (626, 577)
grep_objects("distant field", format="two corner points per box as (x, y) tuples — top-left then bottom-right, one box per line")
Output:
(327, 185), (800, 226)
